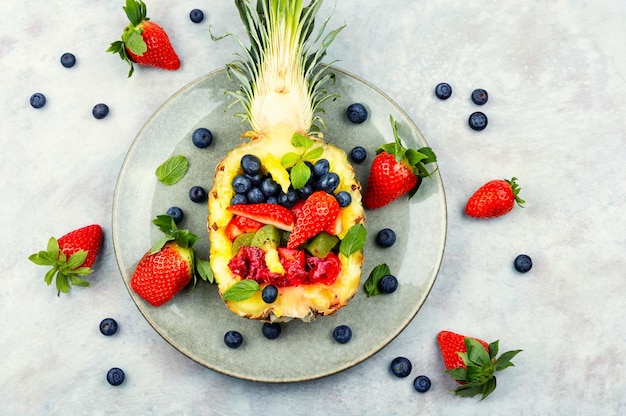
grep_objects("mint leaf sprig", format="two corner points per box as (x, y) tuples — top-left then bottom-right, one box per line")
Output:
(281, 133), (325, 189)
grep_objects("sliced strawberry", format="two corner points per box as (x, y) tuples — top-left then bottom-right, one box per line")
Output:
(289, 199), (306, 222)
(227, 203), (294, 231)
(224, 215), (264, 240)
(287, 191), (340, 249)
(323, 211), (343, 236)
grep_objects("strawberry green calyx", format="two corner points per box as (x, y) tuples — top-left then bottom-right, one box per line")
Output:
(150, 215), (214, 284)
(445, 338), (522, 400)
(377, 115), (437, 197)
(506, 177), (525, 207)
(107, 0), (150, 77)
(28, 238), (93, 296)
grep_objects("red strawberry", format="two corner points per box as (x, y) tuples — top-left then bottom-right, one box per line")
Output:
(130, 215), (213, 306)
(227, 203), (294, 232)
(363, 116), (437, 209)
(287, 191), (340, 249)
(437, 330), (522, 400)
(224, 215), (264, 240)
(465, 177), (525, 218)
(29, 224), (103, 295)
(107, 0), (180, 77)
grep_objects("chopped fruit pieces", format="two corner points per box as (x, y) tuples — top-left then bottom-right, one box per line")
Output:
(225, 215), (265, 240)
(227, 203), (295, 232)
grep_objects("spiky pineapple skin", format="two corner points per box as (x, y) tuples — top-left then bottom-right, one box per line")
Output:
(208, 137), (364, 322)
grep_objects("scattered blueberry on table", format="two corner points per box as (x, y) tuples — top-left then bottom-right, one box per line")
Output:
(60, 52), (76, 68)
(92, 103), (109, 120)
(468, 111), (488, 131)
(514, 254), (533, 273)
(390, 356), (412, 378)
(413, 375), (431, 393)
(261, 322), (282, 340)
(99, 318), (118, 336)
(30, 93), (46, 109)
(332, 325), (352, 344)
(375, 228), (396, 248)
(106, 368), (125, 386)
(189, 8), (204, 23)
(224, 330), (244, 348)
(435, 82), (452, 100)
(350, 146), (367, 164)
(377, 274), (398, 294)
(192, 127), (213, 148)
(346, 103), (368, 124)
(471, 88), (489, 105)
(166, 206), (184, 224)
(189, 185), (207, 203)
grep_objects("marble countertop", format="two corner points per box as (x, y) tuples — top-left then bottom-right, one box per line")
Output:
(2, 0), (624, 415)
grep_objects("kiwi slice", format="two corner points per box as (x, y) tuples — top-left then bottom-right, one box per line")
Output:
(231, 232), (255, 255)
(251, 225), (283, 249)
(305, 232), (339, 258)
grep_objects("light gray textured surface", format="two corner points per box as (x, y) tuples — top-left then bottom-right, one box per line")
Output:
(1, 0), (624, 415)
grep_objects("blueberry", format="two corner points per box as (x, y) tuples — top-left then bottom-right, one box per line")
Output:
(413, 375), (432, 393)
(350, 146), (367, 164)
(166, 206), (184, 224)
(435, 82), (452, 100)
(296, 183), (314, 200)
(468, 111), (488, 131)
(92, 103), (109, 119)
(224, 330), (243, 348)
(99, 318), (118, 336)
(317, 172), (340, 194)
(230, 193), (248, 205)
(60, 52), (76, 68)
(260, 177), (280, 197)
(261, 322), (282, 340)
(106, 368), (125, 386)
(390, 357), (412, 378)
(471, 88), (489, 105)
(247, 172), (264, 186)
(514, 254), (533, 273)
(375, 228), (396, 248)
(30, 92), (46, 109)
(277, 190), (298, 208)
(189, 8), (204, 23)
(332, 325), (352, 344)
(246, 187), (266, 204)
(189, 185), (207, 203)
(266, 196), (278, 204)
(232, 175), (252, 194)
(192, 127), (213, 148)
(312, 159), (330, 178)
(378, 274), (398, 294)
(335, 191), (352, 207)
(241, 154), (261, 176)
(346, 103), (368, 124)
(262, 284), (278, 303)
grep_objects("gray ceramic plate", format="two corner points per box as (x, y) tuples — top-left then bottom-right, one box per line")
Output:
(112, 67), (447, 383)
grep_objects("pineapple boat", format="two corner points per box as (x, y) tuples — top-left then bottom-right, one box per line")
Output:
(208, 0), (365, 322)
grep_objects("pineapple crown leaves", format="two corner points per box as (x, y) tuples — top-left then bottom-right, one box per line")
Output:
(28, 237), (93, 296)
(445, 338), (523, 400)
(377, 115), (438, 197)
(505, 177), (525, 207)
(213, 0), (344, 133)
(149, 215), (214, 284)
(106, 0), (150, 77)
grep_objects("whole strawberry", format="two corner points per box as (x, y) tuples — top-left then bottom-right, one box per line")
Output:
(287, 191), (341, 249)
(465, 177), (525, 218)
(363, 116), (437, 209)
(28, 224), (103, 295)
(130, 216), (212, 307)
(107, 0), (180, 77)
(437, 330), (522, 400)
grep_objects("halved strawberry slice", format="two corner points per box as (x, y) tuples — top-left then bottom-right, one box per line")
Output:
(287, 191), (340, 249)
(224, 215), (264, 240)
(227, 203), (294, 231)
